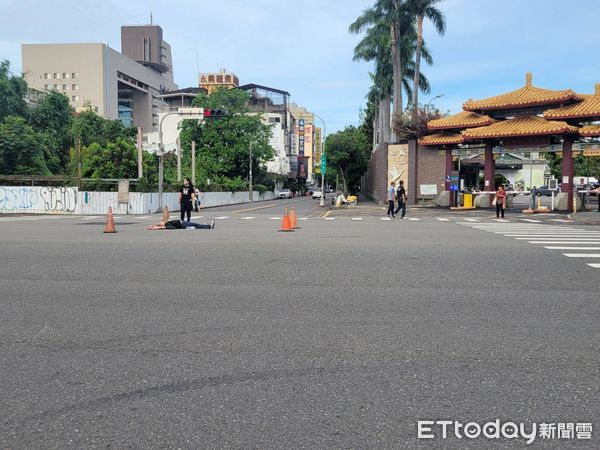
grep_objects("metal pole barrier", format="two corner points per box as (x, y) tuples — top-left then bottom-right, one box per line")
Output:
(249, 141), (253, 202)
(191, 140), (196, 185)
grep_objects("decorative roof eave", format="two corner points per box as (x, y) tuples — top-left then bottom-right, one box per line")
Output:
(418, 133), (464, 146)
(463, 73), (583, 112)
(427, 111), (495, 131)
(580, 125), (600, 137)
(461, 116), (579, 141)
(544, 94), (600, 120)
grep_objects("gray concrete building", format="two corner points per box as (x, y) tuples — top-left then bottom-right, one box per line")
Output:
(22, 25), (177, 132)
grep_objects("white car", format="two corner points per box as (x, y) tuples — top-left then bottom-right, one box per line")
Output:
(312, 190), (322, 199)
(277, 189), (292, 199)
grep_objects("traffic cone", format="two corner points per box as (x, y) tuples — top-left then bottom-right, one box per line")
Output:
(162, 206), (169, 223)
(279, 207), (294, 232)
(289, 206), (300, 229)
(103, 206), (117, 233)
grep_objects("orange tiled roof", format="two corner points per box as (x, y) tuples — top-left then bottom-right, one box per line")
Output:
(418, 133), (464, 146)
(579, 125), (600, 137)
(544, 95), (600, 120)
(427, 111), (495, 130)
(463, 73), (582, 111)
(461, 115), (579, 140)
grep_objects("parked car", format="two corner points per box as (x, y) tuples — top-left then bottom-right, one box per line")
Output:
(277, 189), (292, 199)
(312, 189), (322, 199)
(535, 185), (560, 196)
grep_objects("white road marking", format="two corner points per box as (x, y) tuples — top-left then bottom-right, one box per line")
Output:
(298, 217), (308, 220)
(408, 218), (420, 221)
(551, 219), (573, 223)
(191, 215), (204, 220)
(81, 216), (100, 220)
(587, 263), (600, 268)
(563, 253), (600, 258)
(324, 217), (335, 221)
(241, 216), (255, 220)
(214, 216), (230, 220)
(520, 218), (542, 223)
(464, 218), (479, 222)
(269, 217), (280, 220)
(139, 215), (151, 219)
(380, 217), (392, 221)
(436, 217), (450, 221)
(544, 246), (600, 250)
(495, 219), (510, 222)
(528, 240), (600, 244)
(351, 217), (363, 221)
(503, 233), (600, 237)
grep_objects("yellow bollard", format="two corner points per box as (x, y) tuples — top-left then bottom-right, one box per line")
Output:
(463, 193), (473, 208)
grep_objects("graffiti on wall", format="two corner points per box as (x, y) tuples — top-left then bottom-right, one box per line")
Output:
(0, 186), (77, 212)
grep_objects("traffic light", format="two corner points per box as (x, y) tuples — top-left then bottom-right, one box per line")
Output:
(203, 109), (227, 119)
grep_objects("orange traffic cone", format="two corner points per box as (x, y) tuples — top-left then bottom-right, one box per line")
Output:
(289, 206), (300, 229)
(279, 207), (294, 232)
(103, 206), (117, 233)
(162, 206), (169, 223)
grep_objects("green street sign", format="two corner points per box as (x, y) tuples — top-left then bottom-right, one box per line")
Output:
(321, 153), (327, 174)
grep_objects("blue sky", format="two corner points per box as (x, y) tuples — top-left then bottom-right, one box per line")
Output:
(1, 0), (600, 135)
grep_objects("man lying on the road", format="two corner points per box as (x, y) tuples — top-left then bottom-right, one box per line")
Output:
(147, 219), (215, 230)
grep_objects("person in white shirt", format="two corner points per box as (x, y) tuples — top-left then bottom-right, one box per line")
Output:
(387, 181), (396, 218)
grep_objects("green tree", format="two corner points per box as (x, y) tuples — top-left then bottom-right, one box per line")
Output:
(0, 116), (50, 175)
(30, 91), (73, 173)
(324, 126), (370, 194)
(0, 60), (28, 122)
(176, 87), (274, 189)
(407, 0), (446, 122)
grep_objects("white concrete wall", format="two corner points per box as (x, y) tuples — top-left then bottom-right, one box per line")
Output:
(0, 186), (275, 215)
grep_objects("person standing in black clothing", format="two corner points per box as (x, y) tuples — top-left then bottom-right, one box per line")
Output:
(179, 177), (196, 222)
(394, 180), (407, 218)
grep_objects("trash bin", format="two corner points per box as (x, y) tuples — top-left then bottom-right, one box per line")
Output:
(463, 193), (474, 208)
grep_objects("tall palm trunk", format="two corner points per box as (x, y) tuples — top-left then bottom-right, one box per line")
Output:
(412, 15), (424, 123)
(382, 94), (391, 143)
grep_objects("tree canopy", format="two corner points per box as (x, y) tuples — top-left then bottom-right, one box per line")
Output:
(324, 126), (370, 194)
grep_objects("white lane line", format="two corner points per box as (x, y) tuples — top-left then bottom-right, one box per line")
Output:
(551, 219), (573, 223)
(436, 217), (450, 222)
(563, 253), (600, 258)
(503, 234), (600, 237)
(521, 218), (542, 223)
(545, 246), (600, 250)
(269, 217), (280, 220)
(241, 216), (255, 220)
(81, 216), (100, 220)
(528, 240), (600, 244)
(381, 217), (392, 221)
(299, 217), (308, 220)
(214, 216), (230, 220)
(587, 263), (600, 268)
(495, 219), (510, 222)
(351, 217), (363, 221)
(464, 218), (479, 222)
(409, 218), (420, 221)
(324, 217), (335, 221)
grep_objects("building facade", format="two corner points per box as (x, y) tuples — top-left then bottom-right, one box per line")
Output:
(22, 25), (177, 132)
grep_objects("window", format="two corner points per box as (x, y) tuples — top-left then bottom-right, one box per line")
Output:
(72, 72), (79, 79)
(62, 73), (69, 79)
(71, 95), (79, 102)
(54, 84), (60, 90)
(72, 84), (79, 90)
(44, 73), (50, 79)
(44, 84), (50, 90)
(53, 73), (59, 79)
(63, 84), (69, 91)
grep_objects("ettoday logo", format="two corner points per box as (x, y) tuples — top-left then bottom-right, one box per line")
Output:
(417, 420), (593, 444)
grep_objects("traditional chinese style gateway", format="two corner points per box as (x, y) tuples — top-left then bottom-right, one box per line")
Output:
(417, 73), (600, 210)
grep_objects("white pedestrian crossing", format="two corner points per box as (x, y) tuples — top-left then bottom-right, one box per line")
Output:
(381, 217), (392, 221)
(214, 216), (230, 220)
(408, 218), (420, 221)
(241, 216), (255, 220)
(351, 217), (363, 221)
(436, 217), (450, 222)
(460, 221), (600, 270)
(464, 218), (479, 222)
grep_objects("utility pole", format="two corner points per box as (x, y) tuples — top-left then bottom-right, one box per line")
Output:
(77, 137), (82, 188)
(137, 126), (143, 179)
(191, 140), (196, 185)
(313, 113), (326, 207)
(249, 141), (253, 202)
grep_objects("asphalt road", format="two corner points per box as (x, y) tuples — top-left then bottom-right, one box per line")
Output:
(1, 197), (599, 448)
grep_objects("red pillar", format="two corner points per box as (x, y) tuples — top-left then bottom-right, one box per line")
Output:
(445, 148), (454, 206)
(484, 143), (495, 205)
(561, 138), (574, 211)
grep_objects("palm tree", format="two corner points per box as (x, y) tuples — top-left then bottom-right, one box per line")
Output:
(406, 0), (446, 122)
(350, 0), (412, 128)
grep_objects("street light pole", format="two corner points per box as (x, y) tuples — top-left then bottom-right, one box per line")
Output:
(425, 94), (444, 113)
(249, 140), (253, 203)
(313, 113), (326, 207)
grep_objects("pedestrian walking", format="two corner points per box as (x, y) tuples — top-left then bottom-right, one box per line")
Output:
(394, 180), (407, 219)
(179, 177), (195, 222)
(193, 187), (201, 212)
(387, 181), (396, 218)
(495, 185), (507, 218)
